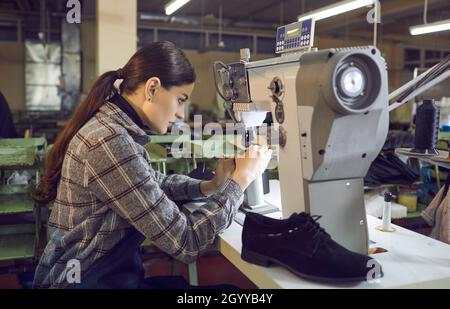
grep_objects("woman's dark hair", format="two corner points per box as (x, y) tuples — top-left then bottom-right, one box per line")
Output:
(33, 41), (196, 205)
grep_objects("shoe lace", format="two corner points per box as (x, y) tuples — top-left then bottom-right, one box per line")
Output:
(266, 213), (330, 242)
(308, 215), (329, 239)
(292, 214), (329, 240)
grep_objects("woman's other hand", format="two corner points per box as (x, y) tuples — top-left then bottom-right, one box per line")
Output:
(231, 145), (272, 191)
(200, 158), (235, 196)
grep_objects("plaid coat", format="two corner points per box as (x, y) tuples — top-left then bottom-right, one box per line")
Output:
(33, 102), (243, 288)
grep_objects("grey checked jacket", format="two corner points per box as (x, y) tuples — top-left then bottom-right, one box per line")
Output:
(33, 102), (244, 288)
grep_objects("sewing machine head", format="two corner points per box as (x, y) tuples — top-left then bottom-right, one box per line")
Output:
(213, 20), (389, 254)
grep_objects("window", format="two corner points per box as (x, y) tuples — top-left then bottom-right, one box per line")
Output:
(25, 42), (62, 111)
(425, 61), (440, 67)
(138, 28), (154, 46)
(425, 50), (441, 59)
(158, 30), (203, 50)
(405, 48), (420, 61)
(136, 27), (279, 55)
(403, 63), (418, 72)
(404, 47), (450, 71)
(0, 21), (18, 42)
(209, 33), (253, 52)
(257, 37), (276, 54)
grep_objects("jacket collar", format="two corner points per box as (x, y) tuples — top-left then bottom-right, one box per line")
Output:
(100, 100), (150, 146)
(109, 94), (145, 129)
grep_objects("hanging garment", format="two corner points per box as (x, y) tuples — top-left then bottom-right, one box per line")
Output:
(364, 152), (419, 186)
(422, 175), (450, 244)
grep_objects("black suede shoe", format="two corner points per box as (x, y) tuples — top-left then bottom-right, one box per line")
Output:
(241, 212), (383, 282)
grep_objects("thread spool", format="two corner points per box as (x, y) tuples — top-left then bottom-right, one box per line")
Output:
(412, 99), (439, 155)
(376, 192), (396, 232)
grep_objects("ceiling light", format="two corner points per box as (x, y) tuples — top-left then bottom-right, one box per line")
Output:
(165, 0), (190, 16)
(298, 0), (374, 22)
(410, 19), (450, 35)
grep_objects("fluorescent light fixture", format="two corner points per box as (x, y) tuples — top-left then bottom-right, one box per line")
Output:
(165, 0), (190, 16)
(298, 0), (374, 22)
(409, 19), (450, 35)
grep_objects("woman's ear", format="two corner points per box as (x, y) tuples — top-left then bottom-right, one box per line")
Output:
(145, 77), (161, 102)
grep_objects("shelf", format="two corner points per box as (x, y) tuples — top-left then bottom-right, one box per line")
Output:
(395, 148), (450, 169)
(0, 146), (37, 168)
(147, 135), (190, 144)
(0, 185), (35, 215)
(0, 195), (35, 215)
(405, 204), (428, 219)
(364, 181), (423, 191)
(0, 184), (34, 195)
(0, 224), (36, 261)
(144, 143), (167, 162)
(0, 137), (47, 150)
(364, 183), (404, 190)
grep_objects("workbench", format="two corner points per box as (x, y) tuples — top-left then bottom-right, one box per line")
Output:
(217, 180), (450, 288)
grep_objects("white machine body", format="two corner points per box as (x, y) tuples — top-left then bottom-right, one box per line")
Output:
(214, 22), (389, 254)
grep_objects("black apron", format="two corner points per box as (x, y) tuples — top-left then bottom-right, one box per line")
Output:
(67, 229), (147, 288)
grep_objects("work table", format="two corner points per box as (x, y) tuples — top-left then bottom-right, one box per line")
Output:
(218, 180), (450, 288)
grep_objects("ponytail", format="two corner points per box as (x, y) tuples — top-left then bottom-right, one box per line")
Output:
(33, 41), (195, 205)
(33, 70), (119, 205)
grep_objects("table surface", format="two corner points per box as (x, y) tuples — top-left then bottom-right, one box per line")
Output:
(217, 180), (450, 288)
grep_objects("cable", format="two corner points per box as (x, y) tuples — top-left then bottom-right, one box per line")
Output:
(415, 55), (449, 89)
(388, 56), (450, 112)
(373, 0), (379, 47)
(423, 0), (428, 24)
(212, 61), (231, 102)
(212, 61), (239, 123)
(394, 55), (449, 104)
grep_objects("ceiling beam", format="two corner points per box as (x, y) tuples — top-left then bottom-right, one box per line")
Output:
(240, 0), (284, 18)
(139, 20), (275, 37)
(15, 0), (31, 11)
(327, 29), (450, 49)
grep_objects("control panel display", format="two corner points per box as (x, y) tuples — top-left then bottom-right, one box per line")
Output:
(276, 19), (315, 54)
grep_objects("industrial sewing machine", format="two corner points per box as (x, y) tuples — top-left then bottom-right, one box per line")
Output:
(213, 19), (389, 254)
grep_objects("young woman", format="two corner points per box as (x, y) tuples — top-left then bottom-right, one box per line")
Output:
(32, 41), (272, 288)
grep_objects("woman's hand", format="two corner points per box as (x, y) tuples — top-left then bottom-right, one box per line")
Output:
(231, 145), (272, 191)
(200, 158), (235, 196)
(200, 145), (272, 194)
(212, 158), (236, 189)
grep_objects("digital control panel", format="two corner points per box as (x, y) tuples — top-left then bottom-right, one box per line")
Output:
(276, 19), (315, 54)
